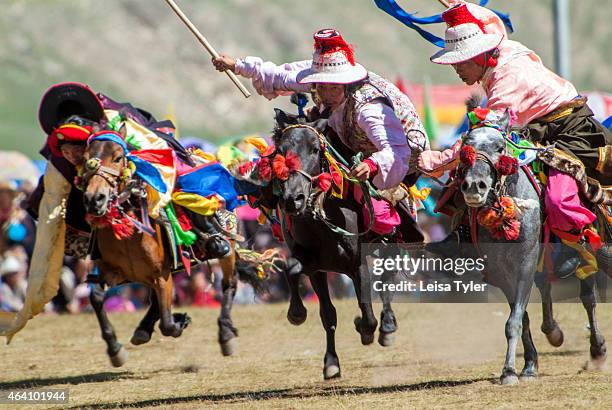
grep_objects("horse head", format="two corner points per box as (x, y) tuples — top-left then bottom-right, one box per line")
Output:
(272, 109), (327, 215)
(82, 126), (129, 216)
(459, 108), (517, 208)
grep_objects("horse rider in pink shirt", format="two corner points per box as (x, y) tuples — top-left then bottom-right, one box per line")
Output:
(419, 1), (611, 276)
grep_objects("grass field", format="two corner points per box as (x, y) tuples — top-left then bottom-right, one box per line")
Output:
(1, 300), (610, 409)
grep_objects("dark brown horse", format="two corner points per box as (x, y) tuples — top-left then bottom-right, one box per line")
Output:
(82, 127), (247, 365)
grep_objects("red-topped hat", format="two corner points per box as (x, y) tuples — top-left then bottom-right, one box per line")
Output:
(47, 123), (94, 158)
(296, 29), (367, 84)
(430, 4), (503, 65)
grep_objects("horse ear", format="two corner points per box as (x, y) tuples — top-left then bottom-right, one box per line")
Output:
(498, 109), (511, 131)
(274, 108), (290, 129)
(312, 119), (327, 133)
(118, 123), (128, 139)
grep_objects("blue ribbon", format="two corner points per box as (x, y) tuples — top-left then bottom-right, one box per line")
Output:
(88, 132), (167, 193)
(373, 0), (513, 48)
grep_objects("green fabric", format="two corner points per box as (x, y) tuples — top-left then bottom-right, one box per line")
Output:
(106, 114), (143, 149)
(165, 203), (197, 247)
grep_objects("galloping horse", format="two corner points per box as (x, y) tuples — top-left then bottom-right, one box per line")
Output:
(457, 108), (607, 384)
(82, 125), (250, 365)
(253, 109), (422, 379)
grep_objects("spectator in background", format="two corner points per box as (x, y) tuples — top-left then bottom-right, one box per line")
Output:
(0, 255), (27, 312)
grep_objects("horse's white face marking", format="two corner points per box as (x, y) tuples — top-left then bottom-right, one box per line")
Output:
(461, 127), (506, 208)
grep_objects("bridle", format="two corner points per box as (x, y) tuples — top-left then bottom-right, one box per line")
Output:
(274, 124), (376, 237)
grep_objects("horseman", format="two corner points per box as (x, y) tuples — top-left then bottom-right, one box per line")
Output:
(213, 28), (429, 239)
(0, 83), (231, 339)
(419, 2), (611, 277)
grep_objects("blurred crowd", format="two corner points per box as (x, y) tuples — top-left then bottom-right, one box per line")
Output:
(0, 180), (364, 315)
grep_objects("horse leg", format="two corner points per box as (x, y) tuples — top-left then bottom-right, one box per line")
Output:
(501, 275), (534, 385)
(310, 271), (341, 379)
(218, 249), (239, 356)
(519, 311), (538, 380)
(378, 269), (397, 347)
(536, 278), (564, 347)
(89, 282), (128, 367)
(353, 266), (378, 345)
(155, 272), (191, 338)
(580, 275), (608, 370)
(130, 289), (160, 345)
(284, 257), (307, 326)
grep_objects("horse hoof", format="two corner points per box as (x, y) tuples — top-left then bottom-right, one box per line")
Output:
(220, 337), (237, 356)
(173, 312), (192, 330)
(287, 307), (307, 326)
(500, 373), (519, 386)
(519, 371), (538, 382)
(545, 327), (564, 347)
(378, 332), (395, 347)
(130, 329), (152, 346)
(110, 346), (128, 367)
(583, 353), (608, 372)
(323, 365), (341, 380)
(354, 317), (375, 345)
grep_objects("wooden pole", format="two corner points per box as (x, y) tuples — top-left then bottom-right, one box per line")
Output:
(164, 0), (251, 98)
(437, 0), (450, 8)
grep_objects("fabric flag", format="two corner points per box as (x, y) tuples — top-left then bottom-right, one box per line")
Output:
(423, 77), (439, 145)
(176, 162), (240, 212)
(373, 0), (513, 47)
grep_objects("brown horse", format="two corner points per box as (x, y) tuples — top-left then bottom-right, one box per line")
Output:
(82, 127), (245, 366)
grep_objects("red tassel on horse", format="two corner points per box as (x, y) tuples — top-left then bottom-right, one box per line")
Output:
(496, 155), (519, 175)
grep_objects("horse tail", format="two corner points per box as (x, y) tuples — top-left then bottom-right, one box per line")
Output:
(234, 247), (284, 294)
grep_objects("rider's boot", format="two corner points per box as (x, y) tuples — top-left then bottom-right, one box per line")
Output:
(191, 214), (231, 259)
(425, 223), (473, 258)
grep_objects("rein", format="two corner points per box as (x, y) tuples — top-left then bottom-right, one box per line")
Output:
(82, 137), (155, 238)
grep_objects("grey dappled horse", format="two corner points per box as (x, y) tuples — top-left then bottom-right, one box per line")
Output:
(459, 109), (607, 384)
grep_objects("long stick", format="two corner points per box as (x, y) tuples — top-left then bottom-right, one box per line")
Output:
(437, 0), (450, 8)
(164, 0), (251, 98)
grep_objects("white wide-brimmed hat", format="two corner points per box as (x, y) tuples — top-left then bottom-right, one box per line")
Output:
(297, 29), (368, 85)
(430, 5), (503, 65)
(0, 256), (23, 277)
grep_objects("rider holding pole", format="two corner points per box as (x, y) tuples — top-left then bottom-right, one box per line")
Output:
(213, 28), (429, 239)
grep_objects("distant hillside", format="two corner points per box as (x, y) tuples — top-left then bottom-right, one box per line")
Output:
(1, 0), (610, 158)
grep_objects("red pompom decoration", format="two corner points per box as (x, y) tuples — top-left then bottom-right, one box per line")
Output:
(257, 157), (272, 181)
(272, 154), (290, 181)
(284, 151), (302, 173)
(503, 219), (521, 241)
(496, 155), (519, 175)
(317, 172), (333, 192)
(460, 145), (477, 167)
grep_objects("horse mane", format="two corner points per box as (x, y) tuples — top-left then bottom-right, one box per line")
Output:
(465, 94), (482, 113)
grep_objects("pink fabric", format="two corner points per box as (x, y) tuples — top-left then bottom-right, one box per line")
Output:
(363, 157), (379, 175)
(545, 169), (596, 232)
(481, 40), (578, 126)
(417, 139), (462, 177)
(353, 186), (400, 235)
(236, 204), (260, 221)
